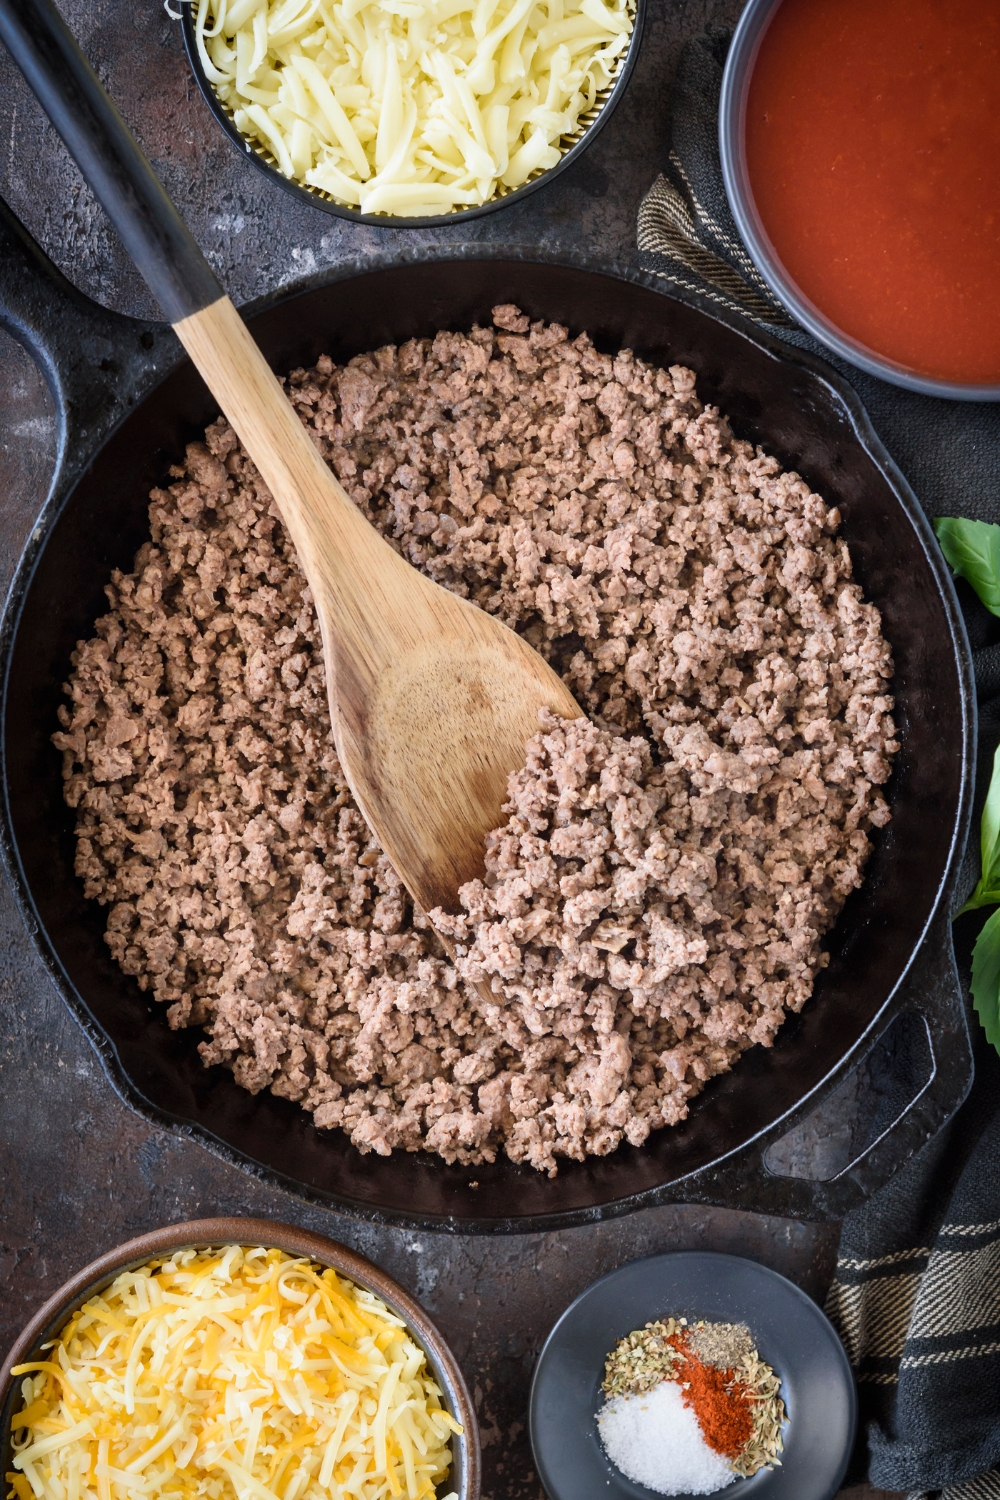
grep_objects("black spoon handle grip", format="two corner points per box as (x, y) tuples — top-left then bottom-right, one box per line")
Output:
(0, 0), (222, 324)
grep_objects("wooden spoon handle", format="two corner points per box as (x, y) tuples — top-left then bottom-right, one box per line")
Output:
(0, 0), (399, 673)
(0, 0), (220, 325)
(174, 296), (398, 640)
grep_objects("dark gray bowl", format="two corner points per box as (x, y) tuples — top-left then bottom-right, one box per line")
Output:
(718, 0), (1000, 401)
(529, 1251), (856, 1500)
(180, 0), (646, 229)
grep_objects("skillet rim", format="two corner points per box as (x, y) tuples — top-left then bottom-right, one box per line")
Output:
(0, 243), (977, 1231)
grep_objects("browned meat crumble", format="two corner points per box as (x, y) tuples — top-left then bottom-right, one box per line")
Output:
(53, 306), (898, 1175)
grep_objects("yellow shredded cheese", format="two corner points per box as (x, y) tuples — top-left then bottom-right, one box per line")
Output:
(5, 1247), (460, 1500)
(194, 0), (633, 214)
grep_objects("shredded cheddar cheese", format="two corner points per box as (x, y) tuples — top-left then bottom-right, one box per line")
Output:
(193, 0), (633, 214)
(5, 1247), (460, 1500)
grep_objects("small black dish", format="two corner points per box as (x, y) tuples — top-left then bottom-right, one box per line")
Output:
(530, 1251), (856, 1500)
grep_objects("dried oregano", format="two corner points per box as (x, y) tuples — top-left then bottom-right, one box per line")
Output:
(602, 1318), (686, 1397)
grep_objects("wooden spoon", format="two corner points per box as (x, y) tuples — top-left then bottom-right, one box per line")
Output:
(0, 0), (582, 919)
(176, 301), (583, 916)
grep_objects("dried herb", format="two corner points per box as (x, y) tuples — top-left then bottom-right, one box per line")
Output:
(686, 1320), (753, 1369)
(602, 1318), (685, 1397)
(729, 1347), (785, 1478)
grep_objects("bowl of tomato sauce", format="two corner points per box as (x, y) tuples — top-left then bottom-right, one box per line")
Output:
(719, 0), (1000, 399)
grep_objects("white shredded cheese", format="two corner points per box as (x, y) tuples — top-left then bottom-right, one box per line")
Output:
(194, 0), (633, 214)
(5, 1247), (461, 1500)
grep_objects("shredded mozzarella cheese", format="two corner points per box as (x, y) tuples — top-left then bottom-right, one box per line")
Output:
(194, 0), (633, 214)
(5, 1247), (460, 1500)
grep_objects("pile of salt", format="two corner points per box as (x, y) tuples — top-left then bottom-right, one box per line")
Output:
(597, 1380), (734, 1496)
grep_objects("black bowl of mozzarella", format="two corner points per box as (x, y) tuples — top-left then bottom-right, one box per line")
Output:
(181, 0), (645, 226)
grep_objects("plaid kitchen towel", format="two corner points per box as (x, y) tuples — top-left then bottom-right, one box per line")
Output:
(637, 27), (1000, 1498)
(825, 1023), (1000, 1495)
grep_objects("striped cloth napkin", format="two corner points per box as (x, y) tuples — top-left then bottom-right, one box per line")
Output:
(636, 27), (1000, 1499)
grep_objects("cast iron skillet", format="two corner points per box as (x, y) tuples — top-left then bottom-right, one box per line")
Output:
(0, 197), (976, 1232)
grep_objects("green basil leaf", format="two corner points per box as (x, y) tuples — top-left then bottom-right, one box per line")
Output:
(961, 885), (1000, 914)
(959, 743), (1000, 913)
(972, 906), (1000, 1055)
(934, 516), (1000, 617)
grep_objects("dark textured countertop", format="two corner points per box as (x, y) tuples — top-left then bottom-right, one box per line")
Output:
(0, 2), (898, 1496)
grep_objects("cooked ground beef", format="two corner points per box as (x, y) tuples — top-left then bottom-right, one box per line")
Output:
(53, 306), (898, 1175)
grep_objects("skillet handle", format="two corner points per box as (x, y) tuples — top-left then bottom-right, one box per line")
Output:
(683, 907), (974, 1221)
(0, 195), (176, 487)
(0, 0), (221, 325)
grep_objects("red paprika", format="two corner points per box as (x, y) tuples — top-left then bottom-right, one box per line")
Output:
(667, 1331), (754, 1460)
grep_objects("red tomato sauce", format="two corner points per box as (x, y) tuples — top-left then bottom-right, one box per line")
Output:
(744, 0), (1000, 384)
